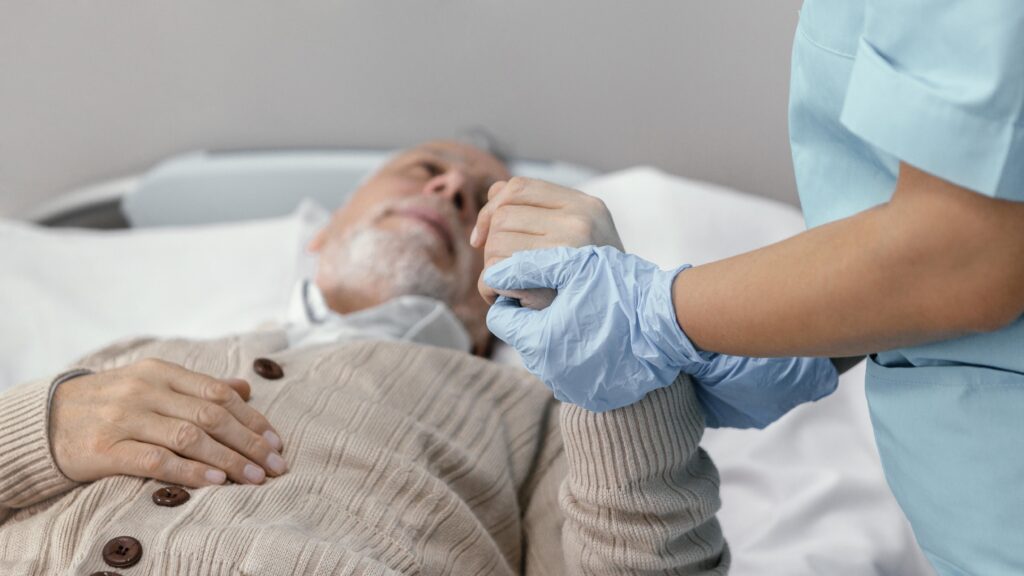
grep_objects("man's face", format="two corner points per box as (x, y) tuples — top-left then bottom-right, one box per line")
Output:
(308, 140), (510, 353)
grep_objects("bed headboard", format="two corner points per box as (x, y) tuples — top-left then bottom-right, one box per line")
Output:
(0, 0), (803, 219)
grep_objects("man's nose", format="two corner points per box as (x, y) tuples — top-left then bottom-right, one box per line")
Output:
(423, 170), (471, 216)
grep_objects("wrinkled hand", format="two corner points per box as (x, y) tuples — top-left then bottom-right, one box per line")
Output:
(472, 177), (624, 307)
(50, 358), (287, 487)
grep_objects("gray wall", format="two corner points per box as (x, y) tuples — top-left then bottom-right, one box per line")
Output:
(0, 0), (803, 218)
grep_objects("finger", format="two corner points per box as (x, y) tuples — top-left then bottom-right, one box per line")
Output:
(486, 204), (554, 237)
(478, 269), (500, 305)
(149, 388), (286, 479)
(472, 203), (494, 248)
(486, 296), (542, 351)
(496, 288), (558, 311)
(221, 378), (251, 401)
(483, 246), (590, 292)
(486, 179), (509, 202)
(471, 180), (509, 248)
(130, 411), (280, 484)
(493, 177), (572, 208)
(110, 440), (228, 488)
(159, 365), (283, 452)
(484, 231), (568, 269)
(474, 179), (565, 248)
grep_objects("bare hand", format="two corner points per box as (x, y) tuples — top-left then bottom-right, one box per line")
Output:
(50, 358), (287, 487)
(471, 177), (624, 305)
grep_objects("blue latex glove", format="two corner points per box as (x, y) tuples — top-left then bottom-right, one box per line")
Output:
(687, 354), (837, 429)
(485, 246), (838, 424)
(485, 245), (707, 412)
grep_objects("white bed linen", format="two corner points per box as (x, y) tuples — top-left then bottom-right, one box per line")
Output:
(0, 201), (327, 391)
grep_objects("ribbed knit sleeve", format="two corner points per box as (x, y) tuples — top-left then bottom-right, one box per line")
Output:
(558, 375), (730, 575)
(0, 375), (81, 524)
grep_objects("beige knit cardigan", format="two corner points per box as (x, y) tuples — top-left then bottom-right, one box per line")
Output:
(0, 329), (729, 575)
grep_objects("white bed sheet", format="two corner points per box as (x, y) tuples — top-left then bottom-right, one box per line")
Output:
(0, 201), (326, 390)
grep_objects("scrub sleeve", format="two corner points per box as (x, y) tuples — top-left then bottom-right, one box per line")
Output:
(791, 1), (1024, 574)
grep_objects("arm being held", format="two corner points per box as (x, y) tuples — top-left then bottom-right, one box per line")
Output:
(558, 375), (729, 574)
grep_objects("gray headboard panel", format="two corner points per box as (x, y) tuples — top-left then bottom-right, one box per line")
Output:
(0, 0), (803, 218)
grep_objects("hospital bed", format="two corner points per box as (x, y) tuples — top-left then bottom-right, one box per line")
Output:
(1, 150), (935, 575)
(0, 1), (935, 572)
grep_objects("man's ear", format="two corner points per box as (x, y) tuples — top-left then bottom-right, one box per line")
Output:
(307, 227), (328, 253)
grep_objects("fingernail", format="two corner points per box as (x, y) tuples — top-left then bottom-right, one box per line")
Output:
(266, 452), (287, 475)
(205, 469), (227, 485)
(263, 430), (283, 451)
(470, 226), (479, 247)
(244, 464), (265, 484)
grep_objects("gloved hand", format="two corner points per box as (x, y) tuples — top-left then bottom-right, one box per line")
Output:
(687, 354), (837, 429)
(484, 245), (707, 412)
(485, 245), (839, 423)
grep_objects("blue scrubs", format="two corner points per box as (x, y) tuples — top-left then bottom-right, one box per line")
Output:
(789, 1), (1024, 573)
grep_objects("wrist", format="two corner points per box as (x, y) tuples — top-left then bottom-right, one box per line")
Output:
(637, 264), (707, 371)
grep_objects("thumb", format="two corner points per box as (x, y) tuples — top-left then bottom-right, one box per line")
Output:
(483, 246), (591, 292)
(486, 296), (542, 351)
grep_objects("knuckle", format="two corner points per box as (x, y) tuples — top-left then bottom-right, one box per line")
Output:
(244, 434), (267, 457)
(84, 434), (108, 455)
(174, 459), (197, 483)
(137, 447), (166, 475)
(248, 413), (271, 432)
(172, 422), (204, 451)
(506, 176), (529, 193)
(99, 404), (129, 425)
(202, 382), (235, 404)
(196, 403), (228, 430)
(487, 180), (506, 199)
(220, 451), (247, 473)
(135, 357), (168, 372)
(570, 216), (593, 238)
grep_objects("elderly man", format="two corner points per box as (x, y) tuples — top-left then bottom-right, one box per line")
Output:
(0, 140), (733, 575)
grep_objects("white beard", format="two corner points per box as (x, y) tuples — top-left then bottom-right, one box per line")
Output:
(317, 221), (469, 307)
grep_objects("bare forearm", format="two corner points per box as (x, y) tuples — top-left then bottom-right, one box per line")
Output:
(675, 165), (1024, 358)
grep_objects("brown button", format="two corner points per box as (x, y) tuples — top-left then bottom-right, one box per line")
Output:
(102, 536), (142, 568)
(253, 357), (284, 380)
(89, 572), (122, 576)
(152, 486), (190, 507)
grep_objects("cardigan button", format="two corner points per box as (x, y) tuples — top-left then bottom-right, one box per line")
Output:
(102, 536), (142, 568)
(253, 357), (284, 380)
(152, 485), (190, 507)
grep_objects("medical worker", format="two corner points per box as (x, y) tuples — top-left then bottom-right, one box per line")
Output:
(472, 1), (1024, 574)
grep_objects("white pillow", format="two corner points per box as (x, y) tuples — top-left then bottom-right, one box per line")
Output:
(578, 167), (934, 576)
(0, 201), (327, 390)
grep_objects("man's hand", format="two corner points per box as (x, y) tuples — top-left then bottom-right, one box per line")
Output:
(472, 177), (624, 306)
(50, 358), (287, 487)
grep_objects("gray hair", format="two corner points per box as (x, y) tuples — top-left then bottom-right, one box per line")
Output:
(454, 127), (511, 167)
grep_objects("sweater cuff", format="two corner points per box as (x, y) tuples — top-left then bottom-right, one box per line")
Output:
(560, 374), (705, 491)
(0, 373), (83, 509)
